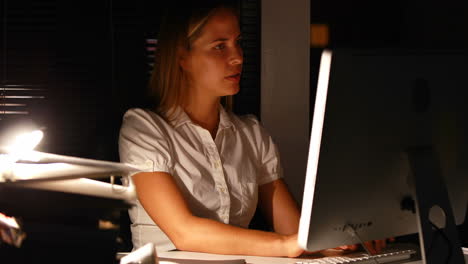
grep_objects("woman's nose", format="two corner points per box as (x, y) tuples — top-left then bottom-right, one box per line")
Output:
(230, 46), (243, 65)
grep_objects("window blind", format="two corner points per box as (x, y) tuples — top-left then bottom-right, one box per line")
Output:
(0, 0), (54, 124)
(0, 0), (260, 159)
(236, 0), (261, 117)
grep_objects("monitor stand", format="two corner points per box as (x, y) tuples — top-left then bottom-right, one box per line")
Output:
(408, 147), (465, 264)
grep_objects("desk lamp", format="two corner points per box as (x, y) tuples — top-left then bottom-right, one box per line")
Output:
(0, 126), (137, 201)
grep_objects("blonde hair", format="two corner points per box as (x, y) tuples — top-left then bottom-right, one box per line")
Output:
(149, 3), (237, 121)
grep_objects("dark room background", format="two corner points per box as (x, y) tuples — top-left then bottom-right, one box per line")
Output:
(0, 0), (261, 162)
(310, 0), (468, 122)
(0, 0), (467, 253)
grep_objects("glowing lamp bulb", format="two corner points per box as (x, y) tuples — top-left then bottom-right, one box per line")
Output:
(2, 130), (44, 163)
(0, 130), (44, 180)
(8, 130), (44, 153)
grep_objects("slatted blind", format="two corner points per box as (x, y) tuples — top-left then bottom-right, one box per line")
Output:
(145, 38), (157, 76)
(235, 0), (261, 117)
(1, 0), (260, 159)
(0, 0), (113, 158)
(0, 0), (53, 124)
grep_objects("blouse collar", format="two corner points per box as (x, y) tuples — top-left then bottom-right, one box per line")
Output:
(169, 105), (235, 132)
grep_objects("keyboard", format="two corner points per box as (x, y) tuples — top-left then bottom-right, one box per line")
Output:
(295, 247), (417, 264)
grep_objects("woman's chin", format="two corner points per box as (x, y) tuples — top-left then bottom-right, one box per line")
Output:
(218, 85), (240, 97)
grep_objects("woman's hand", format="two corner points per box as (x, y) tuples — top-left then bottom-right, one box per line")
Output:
(363, 238), (396, 254)
(282, 234), (359, 258)
(281, 233), (395, 258)
(312, 244), (359, 257)
(319, 238), (396, 256)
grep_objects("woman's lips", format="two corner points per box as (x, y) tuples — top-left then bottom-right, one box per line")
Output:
(225, 73), (241, 82)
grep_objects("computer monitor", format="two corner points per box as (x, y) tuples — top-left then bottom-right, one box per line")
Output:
(298, 49), (468, 260)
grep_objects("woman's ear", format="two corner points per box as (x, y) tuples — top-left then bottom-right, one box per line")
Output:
(178, 47), (190, 71)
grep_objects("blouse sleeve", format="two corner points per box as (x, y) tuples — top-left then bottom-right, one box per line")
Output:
(118, 108), (174, 178)
(244, 115), (284, 185)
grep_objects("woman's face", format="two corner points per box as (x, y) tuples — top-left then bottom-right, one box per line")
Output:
(181, 8), (243, 100)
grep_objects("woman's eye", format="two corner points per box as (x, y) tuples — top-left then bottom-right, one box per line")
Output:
(236, 38), (242, 46)
(215, 43), (225, 50)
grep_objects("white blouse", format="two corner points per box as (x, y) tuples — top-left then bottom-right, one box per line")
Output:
(118, 106), (283, 251)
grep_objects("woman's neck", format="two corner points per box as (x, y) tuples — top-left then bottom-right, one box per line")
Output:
(184, 98), (220, 138)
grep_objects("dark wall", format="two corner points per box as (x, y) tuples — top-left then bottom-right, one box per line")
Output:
(310, 0), (468, 92)
(311, 0), (468, 49)
(310, 0), (468, 128)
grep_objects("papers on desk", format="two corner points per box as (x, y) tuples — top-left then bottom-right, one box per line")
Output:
(158, 257), (246, 264)
(119, 243), (246, 264)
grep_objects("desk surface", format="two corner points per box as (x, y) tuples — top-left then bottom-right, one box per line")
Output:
(158, 251), (422, 264)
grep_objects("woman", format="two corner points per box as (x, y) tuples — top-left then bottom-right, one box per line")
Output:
(119, 1), (381, 257)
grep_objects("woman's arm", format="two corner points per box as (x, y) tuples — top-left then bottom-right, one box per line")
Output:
(258, 179), (301, 235)
(132, 172), (302, 257)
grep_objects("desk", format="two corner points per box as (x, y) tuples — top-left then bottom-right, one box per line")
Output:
(158, 251), (423, 264)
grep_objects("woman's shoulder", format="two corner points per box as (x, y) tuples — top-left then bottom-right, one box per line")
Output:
(122, 108), (170, 130)
(228, 112), (260, 128)
(228, 112), (269, 137)
(123, 107), (163, 121)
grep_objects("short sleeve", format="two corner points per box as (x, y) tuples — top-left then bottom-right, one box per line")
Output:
(118, 108), (174, 177)
(244, 115), (284, 185)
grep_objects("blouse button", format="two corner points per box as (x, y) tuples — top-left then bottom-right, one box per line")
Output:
(144, 160), (153, 169)
(218, 186), (227, 194)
